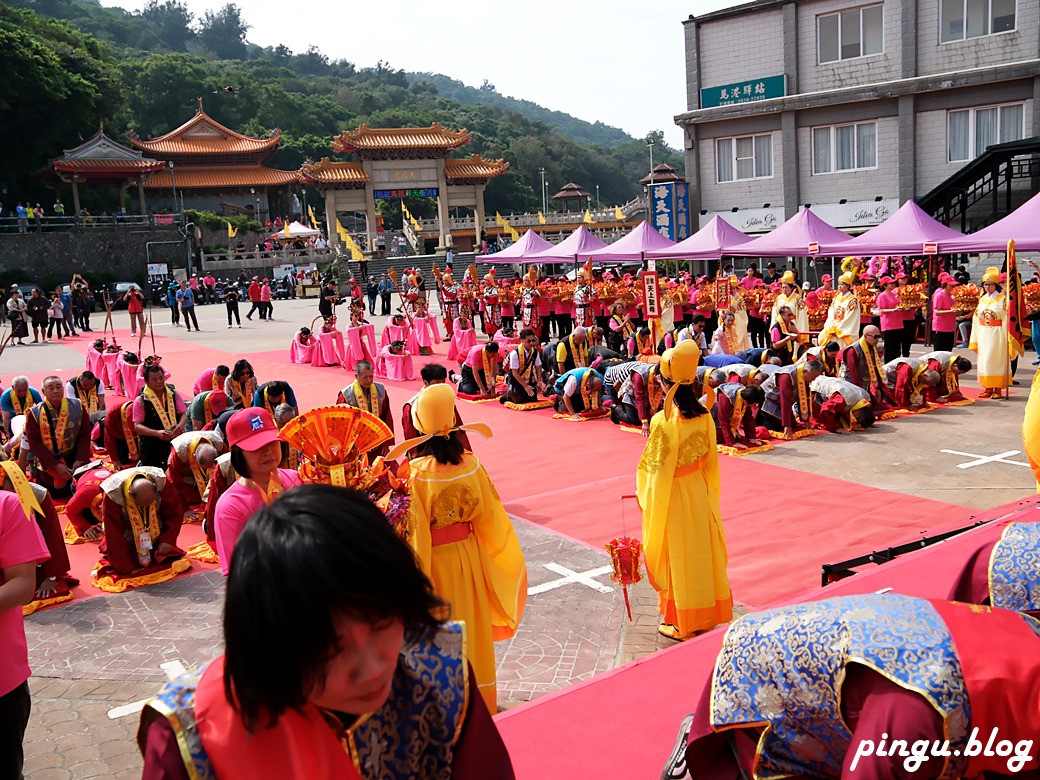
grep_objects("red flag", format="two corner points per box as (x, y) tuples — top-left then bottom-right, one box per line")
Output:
(1006, 239), (1025, 359)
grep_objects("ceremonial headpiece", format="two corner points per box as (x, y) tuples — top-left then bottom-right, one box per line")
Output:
(0, 460), (43, 520)
(838, 272), (855, 286)
(981, 267), (1001, 284)
(658, 340), (713, 417)
(387, 385), (493, 461)
(781, 271), (796, 286)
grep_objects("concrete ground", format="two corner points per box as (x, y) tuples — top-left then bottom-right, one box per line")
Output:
(4, 298), (1034, 778)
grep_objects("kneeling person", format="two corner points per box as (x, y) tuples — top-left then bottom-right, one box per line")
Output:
(811, 375), (876, 433)
(712, 382), (766, 449)
(553, 368), (604, 419)
(501, 329), (543, 405)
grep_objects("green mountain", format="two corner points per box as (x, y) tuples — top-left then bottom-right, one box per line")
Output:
(405, 73), (635, 149)
(2, 0), (684, 221)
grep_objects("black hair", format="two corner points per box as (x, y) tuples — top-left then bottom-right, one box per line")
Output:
(484, 341), (499, 353)
(232, 359), (254, 381)
(420, 363), (448, 383)
(953, 357), (972, 372)
(299, 328), (311, 337)
(638, 326), (651, 337)
(79, 370), (96, 382)
(690, 314), (706, 326)
(216, 364), (230, 377)
(414, 430), (466, 465)
(229, 444), (252, 479)
(223, 486), (445, 732)
(518, 328), (536, 340)
(853, 406), (876, 428)
(143, 364), (165, 379)
(663, 377), (707, 419)
(824, 341), (841, 353)
(740, 384), (766, 405)
(264, 380), (289, 397)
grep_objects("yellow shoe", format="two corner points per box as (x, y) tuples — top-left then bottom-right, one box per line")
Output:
(658, 624), (689, 641)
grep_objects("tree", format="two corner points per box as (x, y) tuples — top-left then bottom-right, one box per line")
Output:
(196, 3), (248, 60)
(141, 0), (194, 51)
(120, 53), (210, 138)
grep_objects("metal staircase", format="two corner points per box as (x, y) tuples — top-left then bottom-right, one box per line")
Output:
(919, 137), (1040, 232)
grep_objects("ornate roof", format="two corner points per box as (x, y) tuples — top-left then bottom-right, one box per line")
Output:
(143, 165), (299, 190)
(444, 155), (510, 184)
(48, 126), (164, 176)
(551, 182), (591, 200)
(129, 109), (280, 159)
(299, 158), (368, 188)
(332, 123), (471, 158)
(639, 163), (685, 185)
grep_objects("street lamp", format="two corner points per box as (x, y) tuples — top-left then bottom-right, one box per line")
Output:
(595, 184), (600, 211)
(168, 161), (178, 214)
(538, 168), (547, 213)
(250, 187), (259, 222)
(301, 186), (307, 223)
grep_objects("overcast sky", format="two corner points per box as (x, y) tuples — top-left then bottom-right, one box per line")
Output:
(98, 0), (742, 148)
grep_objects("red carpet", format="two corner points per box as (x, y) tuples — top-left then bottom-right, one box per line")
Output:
(495, 496), (1038, 780)
(29, 328), (972, 610)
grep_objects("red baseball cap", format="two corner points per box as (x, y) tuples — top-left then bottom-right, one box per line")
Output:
(208, 392), (228, 414)
(226, 408), (282, 451)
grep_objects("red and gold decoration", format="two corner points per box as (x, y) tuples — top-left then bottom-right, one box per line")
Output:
(605, 534), (643, 621)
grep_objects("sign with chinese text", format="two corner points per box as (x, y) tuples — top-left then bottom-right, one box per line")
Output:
(642, 271), (661, 318)
(649, 182), (690, 241)
(923, 242), (938, 255)
(373, 188), (438, 199)
(700, 75), (786, 109)
(808, 242), (819, 255)
(714, 278), (731, 308)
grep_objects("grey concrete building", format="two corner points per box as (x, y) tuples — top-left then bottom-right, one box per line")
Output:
(676, 0), (1040, 235)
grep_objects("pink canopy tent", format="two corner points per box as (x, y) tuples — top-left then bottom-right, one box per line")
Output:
(818, 200), (966, 256)
(527, 225), (608, 264)
(944, 191), (1040, 253)
(646, 215), (754, 260)
(729, 208), (853, 257)
(586, 220), (675, 260)
(480, 229), (554, 263)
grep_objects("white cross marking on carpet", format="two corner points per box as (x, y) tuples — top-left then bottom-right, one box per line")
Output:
(939, 449), (1031, 469)
(527, 563), (614, 595)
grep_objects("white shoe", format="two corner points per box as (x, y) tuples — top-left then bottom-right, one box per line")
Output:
(228, 325), (232, 329)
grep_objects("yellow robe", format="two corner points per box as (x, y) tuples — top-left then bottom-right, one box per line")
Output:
(406, 453), (527, 711)
(720, 294), (751, 352)
(817, 291), (860, 347)
(770, 290), (809, 341)
(636, 409), (732, 637)
(969, 292), (1010, 389)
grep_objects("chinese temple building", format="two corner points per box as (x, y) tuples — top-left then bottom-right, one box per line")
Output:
(550, 182), (591, 213)
(300, 123), (509, 253)
(36, 125), (165, 216)
(129, 107), (298, 220)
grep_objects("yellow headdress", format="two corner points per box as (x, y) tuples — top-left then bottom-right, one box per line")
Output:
(386, 385), (493, 461)
(781, 271), (796, 286)
(728, 276), (740, 286)
(658, 340), (713, 417)
(981, 267), (1001, 284)
(838, 272), (855, 286)
(0, 460), (43, 520)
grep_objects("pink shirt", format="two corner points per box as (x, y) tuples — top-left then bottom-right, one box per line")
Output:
(932, 288), (957, 332)
(131, 390), (187, 423)
(193, 368), (217, 396)
(876, 290), (902, 331)
(464, 344), (492, 369)
(260, 286), (271, 302)
(0, 492), (49, 696)
(214, 469), (302, 575)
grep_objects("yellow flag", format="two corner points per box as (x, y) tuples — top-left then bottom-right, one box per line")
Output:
(584, 209), (594, 224)
(538, 211), (546, 225)
(227, 222), (238, 238)
(495, 211), (505, 226)
(614, 205), (624, 220)
(307, 205), (319, 230)
(283, 222), (291, 239)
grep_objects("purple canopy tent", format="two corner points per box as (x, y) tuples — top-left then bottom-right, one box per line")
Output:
(480, 229), (554, 263)
(729, 208), (853, 257)
(527, 225), (609, 265)
(817, 200), (966, 256)
(943, 191), (1040, 253)
(585, 220), (676, 261)
(646, 215), (754, 260)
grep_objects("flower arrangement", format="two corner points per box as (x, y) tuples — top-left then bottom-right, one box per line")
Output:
(896, 283), (927, 312)
(952, 283), (981, 314)
(1023, 282), (1040, 313)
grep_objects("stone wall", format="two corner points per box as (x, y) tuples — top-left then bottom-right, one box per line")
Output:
(0, 226), (188, 284)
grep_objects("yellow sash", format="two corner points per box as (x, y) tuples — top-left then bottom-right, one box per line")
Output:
(230, 378), (252, 407)
(646, 367), (663, 414)
(774, 320), (796, 357)
(123, 475), (161, 561)
(239, 473), (284, 505)
(635, 333), (652, 355)
(144, 384), (176, 430)
(569, 335), (588, 368)
(212, 373), (223, 392)
(38, 398), (70, 455)
(580, 370), (600, 411)
(262, 386), (279, 415)
(202, 393), (216, 425)
(10, 391), (30, 416)
(612, 313), (635, 339)
(858, 336), (883, 386)
(481, 347), (496, 389)
(121, 402), (139, 460)
(910, 363), (929, 405)
(186, 438), (211, 499)
(795, 365), (809, 423)
(730, 391), (746, 439)
(76, 380), (99, 415)
(944, 357), (960, 395)
(351, 380), (377, 413)
(0, 461), (43, 520)
(516, 345), (537, 383)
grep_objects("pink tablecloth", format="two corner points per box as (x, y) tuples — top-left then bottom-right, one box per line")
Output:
(379, 323), (410, 350)
(375, 349), (414, 381)
(312, 330), (347, 367)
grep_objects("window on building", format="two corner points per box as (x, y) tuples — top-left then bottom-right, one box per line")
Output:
(812, 122), (877, 174)
(716, 134), (773, 182)
(818, 4), (883, 63)
(948, 103), (1024, 161)
(940, 0), (1016, 42)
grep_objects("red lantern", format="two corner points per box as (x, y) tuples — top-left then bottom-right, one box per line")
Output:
(605, 535), (643, 621)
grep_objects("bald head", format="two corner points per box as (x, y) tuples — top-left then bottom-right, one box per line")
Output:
(195, 442), (219, 470)
(921, 369), (941, 387)
(862, 325), (881, 339)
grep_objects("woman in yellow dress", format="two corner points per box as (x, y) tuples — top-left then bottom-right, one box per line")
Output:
(388, 385), (527, 711)
(969, 267), (1011, 399)
(637, 339), (732, 641)
(817, 272), (861, 347)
